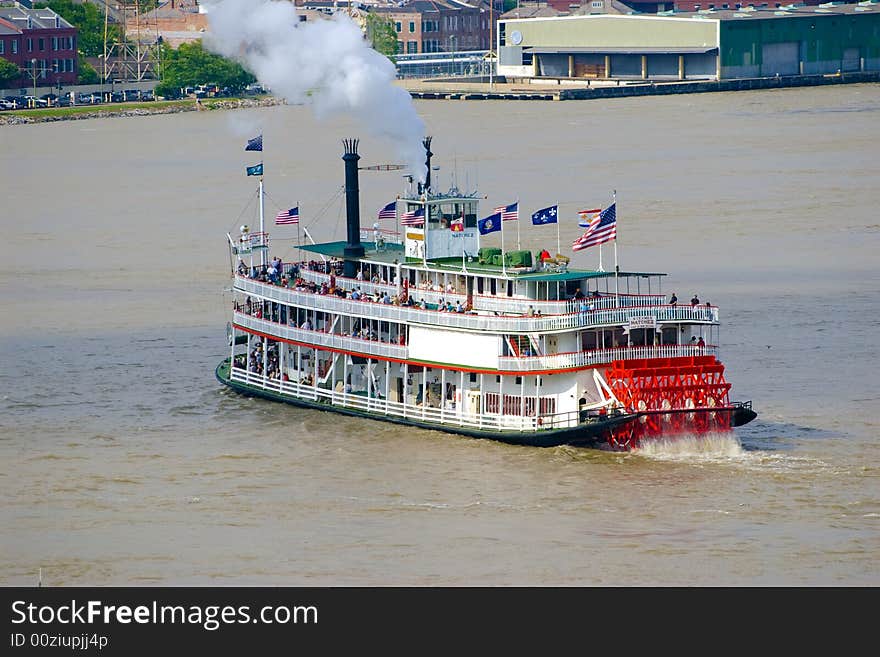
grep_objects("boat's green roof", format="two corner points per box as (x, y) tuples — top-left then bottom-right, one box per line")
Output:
(299, 241), (405, 263)
(298, 242), (664, 279)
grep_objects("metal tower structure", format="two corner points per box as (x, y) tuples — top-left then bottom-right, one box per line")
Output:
(100, 0), (161, 82)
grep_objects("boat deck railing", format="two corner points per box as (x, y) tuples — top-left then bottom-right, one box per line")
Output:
(229, 366), (595, 431)
(235, 276), (718, 333)
(235, 310), (717, 371)
(498, 344), (718, 371)
(296, 266), (670, 316)
(234, 311), (408, 359)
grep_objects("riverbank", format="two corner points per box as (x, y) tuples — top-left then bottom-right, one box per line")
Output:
(400, 71), (880, 101)
(0, 96), (284, 126)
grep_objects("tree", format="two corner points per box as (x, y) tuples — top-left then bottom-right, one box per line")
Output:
(0, 57), (20, 87)
(77, 56), (99, 85)
(154, 41), (256, 98)
(35, 0), (122, 57)
(365, 13), (398, 61)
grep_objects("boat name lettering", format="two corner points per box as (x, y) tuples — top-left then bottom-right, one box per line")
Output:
(627, 315), (657, 329)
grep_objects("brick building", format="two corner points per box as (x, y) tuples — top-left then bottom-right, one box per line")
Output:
(371, 0), (490, 54)
(0, 4), (77, 89)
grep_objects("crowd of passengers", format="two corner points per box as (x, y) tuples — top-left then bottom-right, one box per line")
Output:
(236, 257), (714, 317)
(237, 257), (473, 313)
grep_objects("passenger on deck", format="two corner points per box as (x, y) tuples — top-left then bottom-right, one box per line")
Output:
(691, 294), (700, 306)
(670, 292), (678, 306)
(697, 336), (705, 348)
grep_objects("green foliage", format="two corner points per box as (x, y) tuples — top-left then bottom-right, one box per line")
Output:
(0, 56), (20, 86)
(35, 0), (123, 57)
(365, 13), (398, 61)
(77, 56), (99, 84)
(155, 41), (256, 97)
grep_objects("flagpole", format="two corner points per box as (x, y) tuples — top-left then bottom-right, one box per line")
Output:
(297, 199), (301, 264)
(258, 173), (266, 267)
(501, 211), (506, 276)
(556, 201), (560, 258)
(613, 190), (619, 309)
(516, 199), (521, 250)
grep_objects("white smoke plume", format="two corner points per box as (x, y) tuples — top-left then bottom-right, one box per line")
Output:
(202, 0), (427, 181)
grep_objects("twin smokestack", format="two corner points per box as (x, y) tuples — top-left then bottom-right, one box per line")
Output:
(341, 137), (433, 279)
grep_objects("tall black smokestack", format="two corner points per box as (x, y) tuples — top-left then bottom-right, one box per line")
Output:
(342, 138), (364, 278)
(423, 136), (433, 193)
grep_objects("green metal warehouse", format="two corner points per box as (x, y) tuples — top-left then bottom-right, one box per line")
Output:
(496, 2), (880, 81)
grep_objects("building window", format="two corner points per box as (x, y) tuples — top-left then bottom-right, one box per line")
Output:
(52, 58), (59, 74)
(592, 0), (603, 6)
(27, 37), (32, 52)
(406, 41), (417, 54)
(39, 38), (44, 51)
(11, 40), (17, 54)
(409, 21), (415, 33)
(52, 36), (57, 50)
(396, 40), (403, 54)
(395, 22), (401, 33)
(0, 40), (4, 55)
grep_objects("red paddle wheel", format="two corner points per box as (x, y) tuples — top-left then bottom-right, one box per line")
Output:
(604, 356), (733, 449)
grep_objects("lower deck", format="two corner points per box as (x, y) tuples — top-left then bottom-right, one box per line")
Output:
(216, 359), (635, 447)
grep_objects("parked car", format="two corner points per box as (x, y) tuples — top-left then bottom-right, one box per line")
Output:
(3, 96), (25, 109)
(0, 99), (15, 110)
(140, 90), (155, 101)
(123, 89), (141, 102)
(23, 96), (48, 108)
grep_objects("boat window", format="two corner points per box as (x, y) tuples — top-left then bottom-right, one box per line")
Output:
(506, 280), (513, 297)
(476, 277), (484, 294)
(490, 278), (496, 295)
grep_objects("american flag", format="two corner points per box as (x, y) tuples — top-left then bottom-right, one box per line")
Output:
(275, 207), (299, 225)
(400, 206), (424, 226)
(377, 201), (396, 220)
(577, 208), (602, 229)
(494, 201), (519, 222)
(572, 203), (616, 252)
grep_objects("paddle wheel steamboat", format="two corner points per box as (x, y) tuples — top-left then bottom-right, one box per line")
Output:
(217, 138), (756, 449)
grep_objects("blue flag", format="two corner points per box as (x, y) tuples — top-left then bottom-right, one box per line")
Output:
(531, 204), (558, 225)
(246, 163), (263, 177)
(245, 134), (263, 151)
(478, 212), (501, 235)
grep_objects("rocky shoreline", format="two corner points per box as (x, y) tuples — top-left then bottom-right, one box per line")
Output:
(0, 96), (285, 126)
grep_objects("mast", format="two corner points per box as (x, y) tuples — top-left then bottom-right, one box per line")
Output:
(613, 189), (619, 308)
(555, 199), (560, 258)
(259, 177), (266, 266)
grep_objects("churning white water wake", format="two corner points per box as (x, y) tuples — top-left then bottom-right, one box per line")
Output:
(634, 432), (745, 460)
(634, 431), (836, 474)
